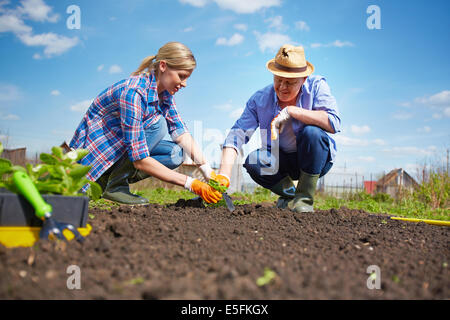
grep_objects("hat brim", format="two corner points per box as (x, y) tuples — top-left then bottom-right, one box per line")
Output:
(266, 59), (314, 78)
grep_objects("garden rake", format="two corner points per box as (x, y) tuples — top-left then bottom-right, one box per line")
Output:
(12, 171), (85, 243)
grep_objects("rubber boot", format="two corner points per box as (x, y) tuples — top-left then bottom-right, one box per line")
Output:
(102, 156), (149, 205)
(270, 176), (296, 209)
(288, 170), (319, 213)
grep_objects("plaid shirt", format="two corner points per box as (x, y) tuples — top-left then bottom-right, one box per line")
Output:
(70, 72), (188, 187)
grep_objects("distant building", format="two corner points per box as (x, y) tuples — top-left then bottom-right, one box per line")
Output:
(364, 181), (377, 195)
(2, 147), (26, 167)
(376, 168), (419, 198)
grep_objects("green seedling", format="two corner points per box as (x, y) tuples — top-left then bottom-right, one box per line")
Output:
(256, 267), (277, 287)
(0, 142), (101, 200)
(392, 275), (400, 283)
(128, 277), (144, 285)
(208, 178), (228, 193)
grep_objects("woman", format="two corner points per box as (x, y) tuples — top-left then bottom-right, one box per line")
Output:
(70, 42), (223, 205)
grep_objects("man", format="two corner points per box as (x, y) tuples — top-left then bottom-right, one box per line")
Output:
(216, 44), (341, 213)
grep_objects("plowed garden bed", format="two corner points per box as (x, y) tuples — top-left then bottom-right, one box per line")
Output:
(0, 201), (448, 299)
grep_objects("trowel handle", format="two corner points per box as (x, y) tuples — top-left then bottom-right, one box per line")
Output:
(12, 171), (52, 220)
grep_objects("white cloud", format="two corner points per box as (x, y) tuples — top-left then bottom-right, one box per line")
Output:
(334, 135), (369, 147)
(0, 83), (21, 101)
(109, 64), (123, 74)
(265, 15), (285, 31)
(295, 20), (310, 31)
(0, 12), (32, 33)
(234, 23), (247, 31)
(357, 156), (375, 162)
(0, 112), (19, 120)
(254, 31), (292, 53)
(417, 126), (431, 133)
(398, 102), (411, 108)
(69, 99), (93, 113)
(372, 139), (386, 146)
(350, 125), (370, 135)
(213, 0), (281, 14)
(230, 107), (244, 119)
(183, 26), (194, 32)
(213, 102), (234, 111)
(310, 40), (354, 49)
(414, 90), (450, 118)
(17, 32), (79, 57)
(382, 146), (437, 157)
(179, 0), (209, 7)
(0, 1), (78, 58)
(97, 64), (104, 72)
(180, 0), (281, 13)
(216, 33), (244, 46)
(392, 112), (413, 120)
(50, 90), (60, 96)
(18, 0), (59, 23)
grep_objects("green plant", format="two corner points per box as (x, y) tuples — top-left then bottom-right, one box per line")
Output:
(256, 267), (277, 286)
(208, 178), (228, 193)
(0, 143), (101, 200)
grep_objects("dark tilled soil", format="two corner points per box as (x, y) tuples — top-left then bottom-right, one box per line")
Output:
(0, 201), (448, 299)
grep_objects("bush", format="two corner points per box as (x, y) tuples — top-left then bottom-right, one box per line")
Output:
(414, 171), (449, 210)
(372, 192), (394, 203)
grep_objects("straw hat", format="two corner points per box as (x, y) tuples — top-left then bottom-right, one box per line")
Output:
(266, 44), (314, 78)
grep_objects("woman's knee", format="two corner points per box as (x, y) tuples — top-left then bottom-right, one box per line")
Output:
(168, 143), (183, 168)
(145, 117), (168, 150)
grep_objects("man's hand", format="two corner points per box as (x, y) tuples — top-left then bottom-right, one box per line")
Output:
(211, 172), (230, 188)
(271, 107), (290, 140)
(185, 177), (222, 203)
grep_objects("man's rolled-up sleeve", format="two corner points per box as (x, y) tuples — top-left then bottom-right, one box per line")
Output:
(119, 89), (150, 162)
(313, 79), (341, 133)
(223, 99), (259, 153)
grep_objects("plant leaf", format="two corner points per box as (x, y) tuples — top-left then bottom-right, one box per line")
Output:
(51, 146), (64, 159)
(40, 153), (58, 165)
(68, 165), (91, 179)
(75, 149), (89, 162)
(87, 181), (102, 200)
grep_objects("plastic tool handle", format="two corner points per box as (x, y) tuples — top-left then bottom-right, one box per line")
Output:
(12, 171), (52, 220)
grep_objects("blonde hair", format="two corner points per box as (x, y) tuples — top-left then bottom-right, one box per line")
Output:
(131, 42), (196, 76)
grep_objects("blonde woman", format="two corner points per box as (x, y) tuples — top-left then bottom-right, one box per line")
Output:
(70, 42), (223, 205)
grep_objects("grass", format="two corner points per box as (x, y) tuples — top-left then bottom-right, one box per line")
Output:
(315, 192), (449, 221)
(88, 187), (449, 221)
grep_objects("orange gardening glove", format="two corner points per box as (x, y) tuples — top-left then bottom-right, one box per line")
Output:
(211, 171), (230, 188)
(189, 178), (222, 204)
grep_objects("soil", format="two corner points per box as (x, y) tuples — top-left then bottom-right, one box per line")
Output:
(0, 200), (448, 300)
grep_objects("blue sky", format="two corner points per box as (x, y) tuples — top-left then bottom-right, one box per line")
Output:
(0, 0), (449, 183)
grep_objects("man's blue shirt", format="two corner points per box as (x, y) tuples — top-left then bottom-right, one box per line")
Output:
(223, 75), (341, 162)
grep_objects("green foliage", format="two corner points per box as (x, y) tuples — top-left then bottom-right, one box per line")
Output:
(256, 268), (277, 286)
(0, 143), (101, 200)
(208, 178), (228, 193)
(414, 171), (449, 210)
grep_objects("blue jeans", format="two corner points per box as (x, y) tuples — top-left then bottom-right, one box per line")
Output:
(100, 117), (183, 183)
(143, 117), (183, 169)
(244, 125), (333, 189)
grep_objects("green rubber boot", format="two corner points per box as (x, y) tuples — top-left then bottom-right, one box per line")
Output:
(101, 156), (149, 205)
(270, 176), (296, 209)
(288, 170), (319, 213)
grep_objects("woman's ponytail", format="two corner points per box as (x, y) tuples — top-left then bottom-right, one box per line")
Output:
(131, 55), (156, 76)
(131, 42), (196, 77)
